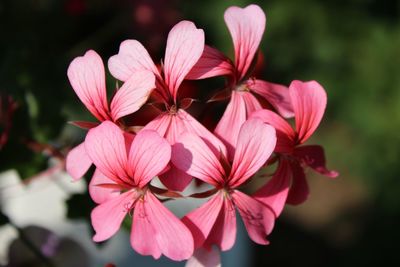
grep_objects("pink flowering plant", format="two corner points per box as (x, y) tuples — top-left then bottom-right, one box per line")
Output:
(65, 4), (338, 266)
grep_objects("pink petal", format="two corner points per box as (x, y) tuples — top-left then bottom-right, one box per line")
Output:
(204, 196), (237, 251)
(228, 118), (276, 187)
(289, 80), (327, 143)
(144, 113), (192, 191)
(143, 113), (172, 138)
(247, 79), (294, 118)
(172, 132), (225, 187)
(241, 91), (262, 115)
(91, 190), (136, 242)
(164, 20), (205, 100)
(214, 91), (247, 160)
(158, 166), (193, 192)
(108, 40), (159, 82)
(186, 45), (234, 80)
(67, 50), (110, 121)
(130, 194), (161, 259)
(131, 191), (194, 260)
(178, 109), (227, 159)
(253, 159), (291, 217)
(186, 247), (221, 267)
(123, 131), (135, 153)
(224, 5), (266, 80)
(66, 142), (92, 181)
(286, 162), (309, 205)
(110, 70), (155, 121)
(127, 130), (171, 187)
(231, 190), (275, 245)
(89, 169), (120, 204)
(250, 109), (295, 153)
(294, 145), (339, 178)
(165, 113), (188, 143)
(85, 121), (130, 184)
(182, 193), (224, 249)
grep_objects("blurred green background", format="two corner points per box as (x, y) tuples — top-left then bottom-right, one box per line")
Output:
(1, 0), (399, 266)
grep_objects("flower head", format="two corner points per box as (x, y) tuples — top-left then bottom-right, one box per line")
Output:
(85, 121), (194, 260)
(172, 118), (277, 250)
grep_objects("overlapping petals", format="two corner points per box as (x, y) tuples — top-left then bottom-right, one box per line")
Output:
(174, 119), (277, 251)
(66, 50), (155, 181)
(109, 20), (204, 103)
(84, 121), (193, 260)
(65, 4), (338, 265)
(251, 80), (338, 205)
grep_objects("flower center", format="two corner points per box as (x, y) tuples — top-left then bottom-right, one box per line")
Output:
(235, 83), (250, 92)
(168, 104), (178, 115)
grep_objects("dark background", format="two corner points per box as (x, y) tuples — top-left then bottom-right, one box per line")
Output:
(1, 0), (399, 266)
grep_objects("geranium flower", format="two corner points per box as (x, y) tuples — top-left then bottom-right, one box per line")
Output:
(172, 119), (276, 254)
(251, 80), (338, 208)
(108, 21), (226, 191)
(85, 121), (193, 260)
(187, 4), (293, 158)
(66, 50), (155, 180)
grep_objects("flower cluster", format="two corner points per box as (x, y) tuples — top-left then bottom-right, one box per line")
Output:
(65, 4), (338, 266)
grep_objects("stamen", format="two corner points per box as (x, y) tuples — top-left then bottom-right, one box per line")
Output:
(235, 83), (250, 92)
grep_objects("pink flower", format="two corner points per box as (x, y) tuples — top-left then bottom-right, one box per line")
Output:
(186, 4), (293, 158)
(172, 118), (277, 252)
(85, 121), (194, 260)
(251, 80), (339, 207)
(65, 50), (155, 180)
(109, 21), (226, 191)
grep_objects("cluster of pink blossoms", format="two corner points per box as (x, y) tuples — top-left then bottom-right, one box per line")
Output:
(65, 4), (338, 266)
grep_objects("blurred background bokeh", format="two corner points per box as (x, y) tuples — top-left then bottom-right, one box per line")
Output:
(1, 0), (399, 266)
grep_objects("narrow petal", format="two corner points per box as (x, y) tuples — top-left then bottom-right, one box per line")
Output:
(186, 45), (234, 80)
(250, 109), (295, 153)
(164, 20), (205, 100)
(85, 121), (129, 184)
(91, 190), (136, 242)
(110, 70), (155, 121)
(228, 119), (276, 187)
(224, 5), (266, 80)
(241, 91), (262, 115)
(186, 247), (221, 267)
(67, 50), (110, 121)
(286, 162), (309, 205)
(108, 40), (159, 82)
(289, 80), (327, 143)
(204, 196), (237, 251)
(231, 190), (275, 245)
(172, 132), (225, 186)
(182, 194), (224, 249)
(127, 130), (171, 187)
(253, 159), (291, 217)
(66, 142), (92, 181)
(214, 91), (246, 160)
(130, 195), (161, 259)
(247, 79), (294, 118)
(131, 191), (194, 261)
(69, 120), (99, 130)
(294, 145), (339, 178)
(89, 169), (120, 204)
